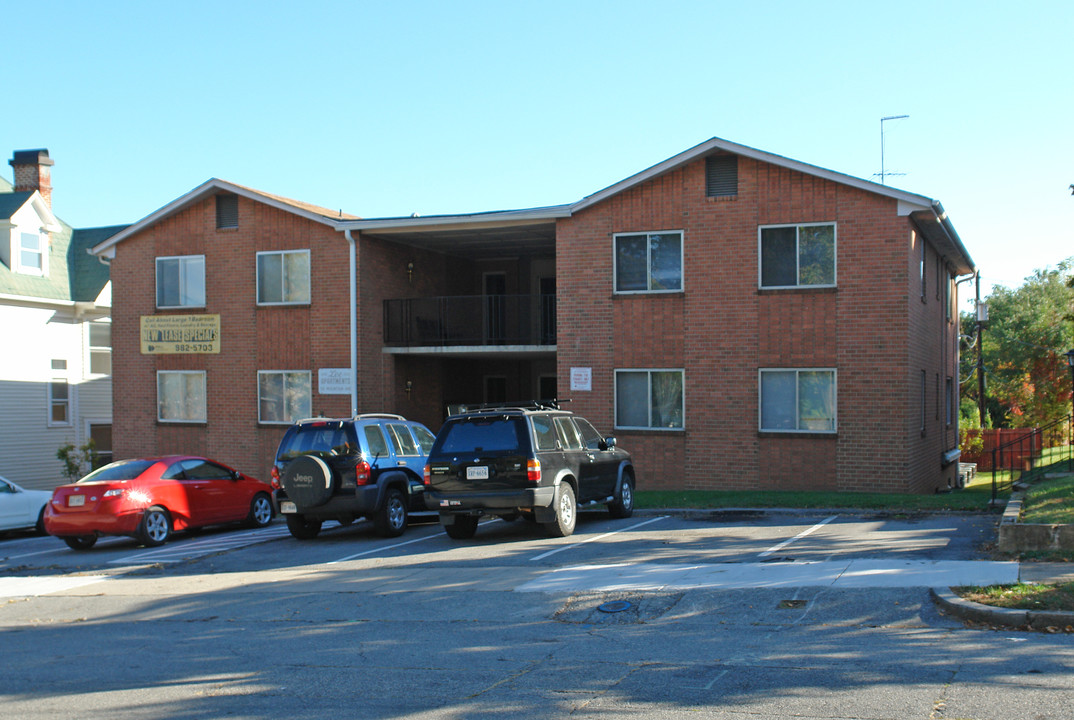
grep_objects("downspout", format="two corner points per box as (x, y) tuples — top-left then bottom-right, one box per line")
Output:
(344, 229), (358, 416)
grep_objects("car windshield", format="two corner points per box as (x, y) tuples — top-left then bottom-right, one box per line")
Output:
(436, 416), (527, 454)
(77, 460), (156, 483)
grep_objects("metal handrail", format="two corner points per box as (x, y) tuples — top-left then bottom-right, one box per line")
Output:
(990, 414), (1073, 503)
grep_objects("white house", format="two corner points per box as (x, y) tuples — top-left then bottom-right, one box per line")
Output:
(0, 150), (124, 490)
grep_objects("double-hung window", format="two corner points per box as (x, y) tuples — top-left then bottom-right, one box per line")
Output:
(49, 359), (70, 426)
(156, 255), (206, 309)
(19, 232), (44, 274)
(759, 369), (836, 433)
(614, 231), (683, 293)
(157, 371), (207, 423)
(615, 369), (684, 429)
(88, 321), (111, 376)
(759, 223), (836, 288)
(257, 250), (311, 305)
(257, 370), (311, 424)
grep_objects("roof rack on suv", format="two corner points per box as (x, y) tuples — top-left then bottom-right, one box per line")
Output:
(353, 413), (406, 420)
(448, 399), (570, 415)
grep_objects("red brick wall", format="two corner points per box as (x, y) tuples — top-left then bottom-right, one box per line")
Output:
(556, 154), (958, 494)
(111, 194), (353, 480)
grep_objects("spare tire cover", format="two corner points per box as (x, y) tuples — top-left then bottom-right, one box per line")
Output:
(281, 455), (335, 508)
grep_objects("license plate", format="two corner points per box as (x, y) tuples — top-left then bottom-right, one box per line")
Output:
(68, 495), (85, 507)
(466, 466), (490, 480)
(280, 501), (297, 514)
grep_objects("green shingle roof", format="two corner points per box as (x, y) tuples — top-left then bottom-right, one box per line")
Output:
(0, 189), (125, 303)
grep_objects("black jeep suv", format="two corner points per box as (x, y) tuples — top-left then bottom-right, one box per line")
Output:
(272, 414), (436, 539)
(422, 403), (635, 539)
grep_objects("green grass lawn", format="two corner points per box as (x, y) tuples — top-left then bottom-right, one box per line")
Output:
(1022, 473), (1074, 524)
(957, 582), (1074, 613)
(635, 473), (1004, 513)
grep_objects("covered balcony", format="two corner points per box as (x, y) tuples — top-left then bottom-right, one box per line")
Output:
(384, 294), (555, 353)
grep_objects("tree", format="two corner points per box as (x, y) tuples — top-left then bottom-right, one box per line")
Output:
(977, 260), (1074, 429)
(56, 439), (97, 483)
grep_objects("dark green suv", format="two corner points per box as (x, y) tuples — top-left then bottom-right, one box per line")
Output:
(422, 403), (635, 539)
(272, 414), (436, 539)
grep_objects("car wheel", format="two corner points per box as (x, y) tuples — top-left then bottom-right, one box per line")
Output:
(374, 487), (408, 538)
(35, 506), (46, 535)
(285, 513), (322, 540)
(137, 507), (171, 547)
(63, 535), (97, 551)
(443, 514), (479, 540)
(246, 492), (274, 528)
(544, 482), (577, 538)
(608, 472), (635, 519)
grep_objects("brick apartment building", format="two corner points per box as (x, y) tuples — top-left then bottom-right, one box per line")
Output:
(91, 137), (974, 493)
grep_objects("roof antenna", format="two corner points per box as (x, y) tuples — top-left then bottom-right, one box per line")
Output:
(875, 114), (909, 185)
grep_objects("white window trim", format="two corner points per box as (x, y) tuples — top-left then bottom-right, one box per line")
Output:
(47, 377), (72, 428)
(155, 254), (206, 310)
(16, 230), (46, 276)
(256, 249), (311, 306)
(757, 222), (837, 290)
(758, 367), (838, 434)
(86, 319), (112, 378)
(612, 230), (685, 295)
(614, 368), (685, 431)
(156, 370), (207, 424)
(257, 370), (312, 425)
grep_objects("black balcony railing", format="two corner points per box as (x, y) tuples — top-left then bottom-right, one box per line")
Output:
(384, 294), (556, 348)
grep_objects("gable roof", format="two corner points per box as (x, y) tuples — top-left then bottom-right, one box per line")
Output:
(91, 178), (359, 258)
(568, 136), (975, 274)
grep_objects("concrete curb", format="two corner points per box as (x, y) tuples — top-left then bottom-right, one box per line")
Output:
(930, 587), (1074, 631)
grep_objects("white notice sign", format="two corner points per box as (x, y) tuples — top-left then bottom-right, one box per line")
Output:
(319, 368), (353, 395)
(570, 367), (592, 392)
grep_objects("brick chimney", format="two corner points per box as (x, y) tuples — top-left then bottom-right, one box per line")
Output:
(9, 149), (54, 209)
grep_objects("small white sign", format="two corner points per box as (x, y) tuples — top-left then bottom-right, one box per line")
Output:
(319, 368), (353, 395)
(570, 367), (592, 392)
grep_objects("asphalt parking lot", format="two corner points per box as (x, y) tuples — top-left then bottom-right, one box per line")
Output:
(3, 509), (1071, 720)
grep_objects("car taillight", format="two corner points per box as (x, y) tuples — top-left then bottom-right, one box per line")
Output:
(423, 464), (431, 485)
(356, 460), (372, 485)
(270, 465), (280, 489)
(527, 459), (541, 483)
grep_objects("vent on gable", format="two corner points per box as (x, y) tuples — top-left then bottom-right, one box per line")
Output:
(216, 193), (239, 229)
(705, 154), (738, 198)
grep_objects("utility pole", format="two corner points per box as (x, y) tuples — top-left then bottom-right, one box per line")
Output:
(976, 272), (987, 426)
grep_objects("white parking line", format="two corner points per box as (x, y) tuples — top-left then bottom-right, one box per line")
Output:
(3, 537), (127, 562)
(327, 529), (448, 564)
(530, 516), (669, 562)
(107, 525), (292, 565)
(758, 515), (837, 557)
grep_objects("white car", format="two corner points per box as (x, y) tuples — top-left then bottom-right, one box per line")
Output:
(0, 475), (51, 534)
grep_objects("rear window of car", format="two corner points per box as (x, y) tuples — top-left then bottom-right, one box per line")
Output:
(277, 423), (356, 460)
(78, 459), (156, 483)
(435, 416), (527, 454)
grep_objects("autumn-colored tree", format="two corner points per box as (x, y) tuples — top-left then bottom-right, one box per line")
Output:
(974, 260), (1074, 429)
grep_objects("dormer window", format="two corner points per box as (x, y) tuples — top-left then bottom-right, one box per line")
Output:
(18, 231), (44, 275)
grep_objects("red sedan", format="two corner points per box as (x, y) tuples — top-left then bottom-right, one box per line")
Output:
(44, 456), (274, 550)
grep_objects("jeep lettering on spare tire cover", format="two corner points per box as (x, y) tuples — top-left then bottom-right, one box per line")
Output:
(280, 455), (335, 508)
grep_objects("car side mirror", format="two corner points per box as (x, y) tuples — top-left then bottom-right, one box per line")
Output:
(601, 436), (616, 450)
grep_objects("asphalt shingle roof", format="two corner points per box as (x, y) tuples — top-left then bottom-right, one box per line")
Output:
(0, 187), (124, 303)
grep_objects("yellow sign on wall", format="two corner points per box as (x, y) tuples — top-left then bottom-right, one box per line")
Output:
(140, 314), (221, 354)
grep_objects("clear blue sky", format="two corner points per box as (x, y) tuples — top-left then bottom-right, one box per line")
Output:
(4, 1), (1071, 301)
